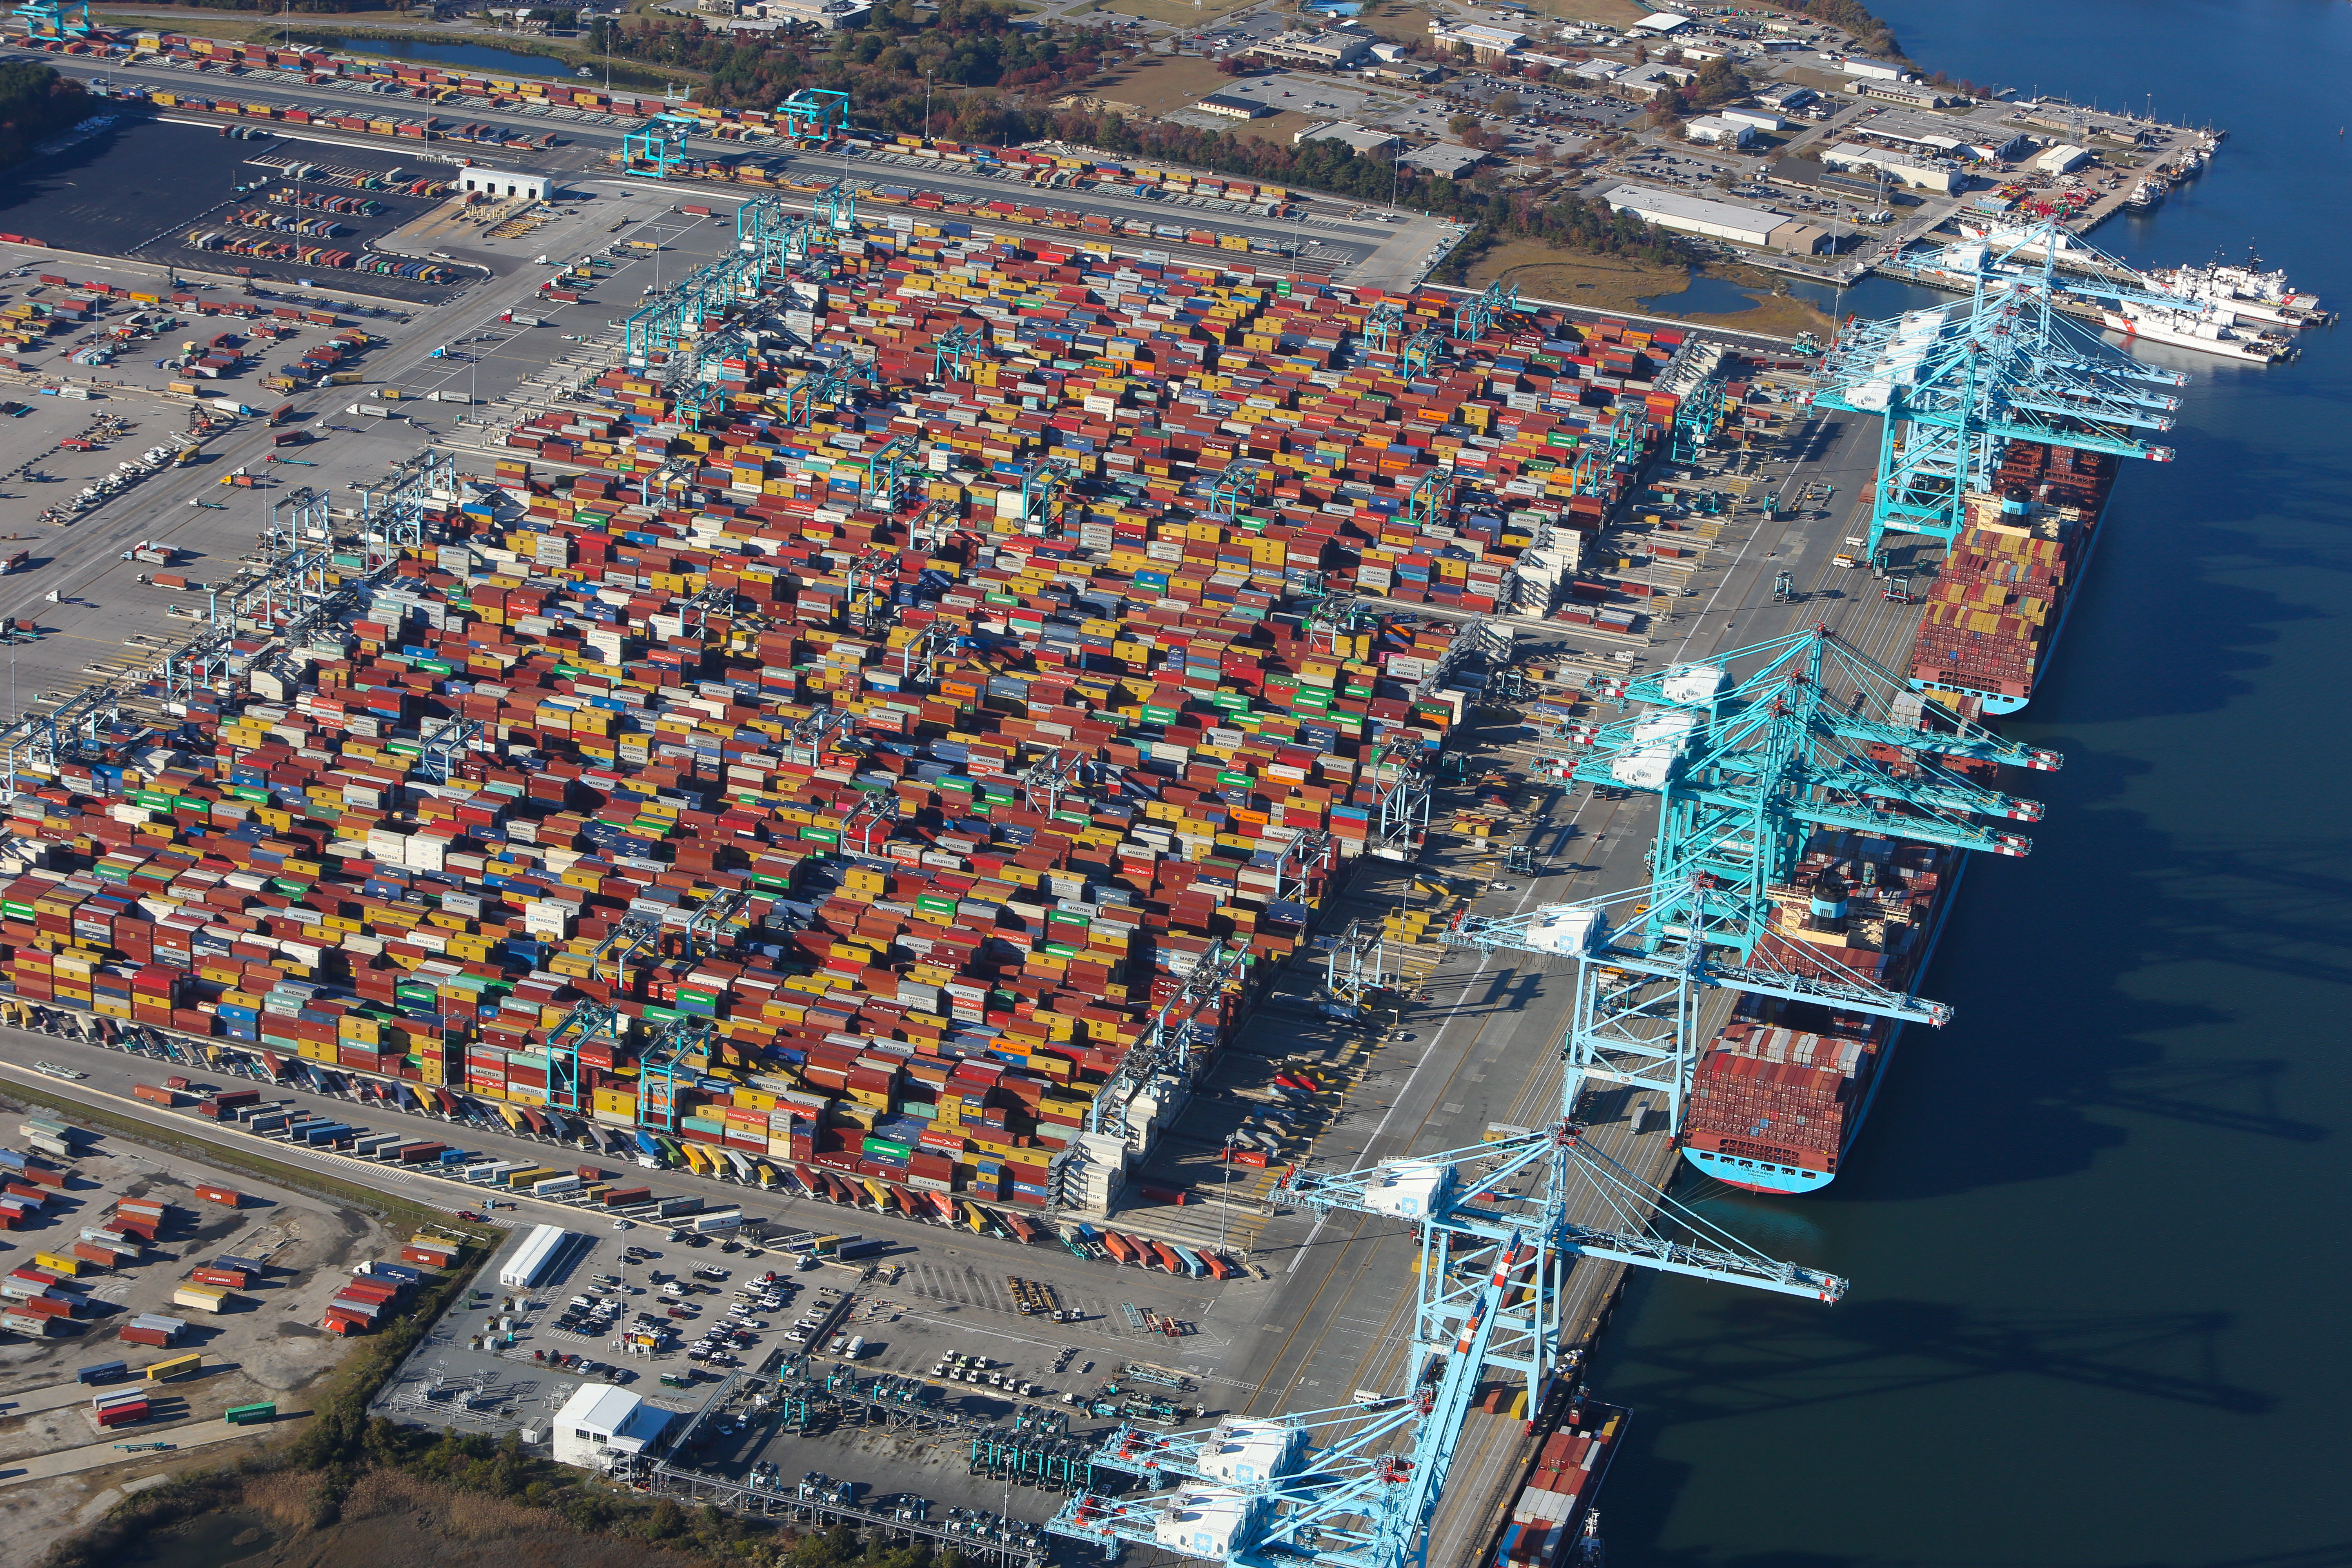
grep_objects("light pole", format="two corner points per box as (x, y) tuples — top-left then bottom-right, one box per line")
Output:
(924, 72), (933, 143)
(1218, 1139), (1232, 1250)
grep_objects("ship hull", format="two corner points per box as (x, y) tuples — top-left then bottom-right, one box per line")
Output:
(2102, 310), (2289, 361)
(1682, 858), (1971, 1194)
(1907, 445), (2118, 717)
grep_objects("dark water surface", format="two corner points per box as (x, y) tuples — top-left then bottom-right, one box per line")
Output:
(1584, 4), (2352, 1566)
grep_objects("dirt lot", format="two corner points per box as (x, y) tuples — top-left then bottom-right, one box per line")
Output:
(0, 1101), (401, 1568)
(1468, 241), (1838, 336)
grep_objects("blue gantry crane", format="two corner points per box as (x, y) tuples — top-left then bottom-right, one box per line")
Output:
(13, 0), (91, 38)
(932, 323), (985, 382)
(1206, 458), (1262, 521)
(775, 87), (852, 143)
(1450, 280), (1518, 342)
(1483, 625), (2060, 1131)
(1809, 215), (2187, 555)
(1049, 1234), (1536, 1568)
(621, 112), (697, 177)
(1400, 327), (1443, 379)
(545, 1000), (621, 1116)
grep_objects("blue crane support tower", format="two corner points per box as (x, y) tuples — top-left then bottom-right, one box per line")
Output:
(866, 434), (920, 514)
(932, 323), (985, 382)
(545, 1001), (620, 1116)
(1808, 215), (2187, 555)
(1570, 413), (1645, 497)
(1019, 457), (1077, 536)
(1048, 1238), (1557, 1568)
(814, 179), (858, 234)
(780, 361), (855, 428)
(1405, 467), (1453, 528)
(1400, 327), (1443, 379)
(621, 113), (697, 177)
(1450, 280), (1518, 342)
(1206, 458), (1262, 521)
(12, 0), (91, 37)
(736, 191), (814, 274)
(775, 88), (852, 143)
(1362, 301), (1405, 357)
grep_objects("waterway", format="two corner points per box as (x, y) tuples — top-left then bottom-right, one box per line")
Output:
(302, 34), (586, 80)
(1584, 3), (2352, 1565)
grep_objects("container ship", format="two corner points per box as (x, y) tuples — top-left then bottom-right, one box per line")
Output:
(1488, 1400), (1623, 1568)
(1681, 833), (1962, 1194)
(1906, 438), (2118, 716)
(1682, 437), (2113, 1191)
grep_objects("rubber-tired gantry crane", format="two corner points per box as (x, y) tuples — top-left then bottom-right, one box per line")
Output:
(1050, 1234), (1536, 1568)
(1808, 213), (2187, 556)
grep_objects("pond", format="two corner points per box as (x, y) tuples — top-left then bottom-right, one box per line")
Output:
(305, 34), (584, 79)
(1637, 268), (1782, 317)
(118, 1511), (283, 1568)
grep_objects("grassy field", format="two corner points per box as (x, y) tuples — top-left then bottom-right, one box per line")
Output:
(1356, 1), (1442, 45)
(1535, 0), (1653, 25)
(1469, 240), (1838, 337)
(1088, 0), (1261, 27)
(1084, 49), (1241, 114)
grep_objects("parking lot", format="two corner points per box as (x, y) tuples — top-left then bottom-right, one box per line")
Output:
(2, 119), (479, 307)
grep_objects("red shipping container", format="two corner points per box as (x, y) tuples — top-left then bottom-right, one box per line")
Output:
(194, 1185), (240, 1207)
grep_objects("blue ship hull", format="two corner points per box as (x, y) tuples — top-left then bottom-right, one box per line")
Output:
(1906, 464), (2118, 717)
(1681, 855), (1973, 1195)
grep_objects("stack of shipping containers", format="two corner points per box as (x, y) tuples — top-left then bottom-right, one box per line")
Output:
(0, 223), (1768, 1231)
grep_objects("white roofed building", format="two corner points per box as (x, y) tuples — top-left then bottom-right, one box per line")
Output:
(553, 1383), (675, 1472)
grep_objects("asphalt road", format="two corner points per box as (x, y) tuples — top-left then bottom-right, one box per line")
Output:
(15, 47), (1392, 267)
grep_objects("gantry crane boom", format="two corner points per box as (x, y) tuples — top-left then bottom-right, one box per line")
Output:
(1809, 213), (2190, 552)
(1049, 1235), (1536, 1568)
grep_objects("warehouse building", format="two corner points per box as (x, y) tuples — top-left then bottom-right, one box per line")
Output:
(1848, 78), (1965, 109)
(496, 1223), (583, 1292)
(1196, 92), (1274, 120)
(1855, 109), (2029, 162)
(1400, 143), (1482, 179)
(1685, 115), (1757, 147)
(1250, 27), (1374, 68)
(2034, 142), (2091, 174)
(1601, 184), (1837, 254)
(552, 1383), (675, 1472)
(1820, 142), (1963, 194)
(458, 167), (550, 202)
(1293, 122), (1401, 156)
